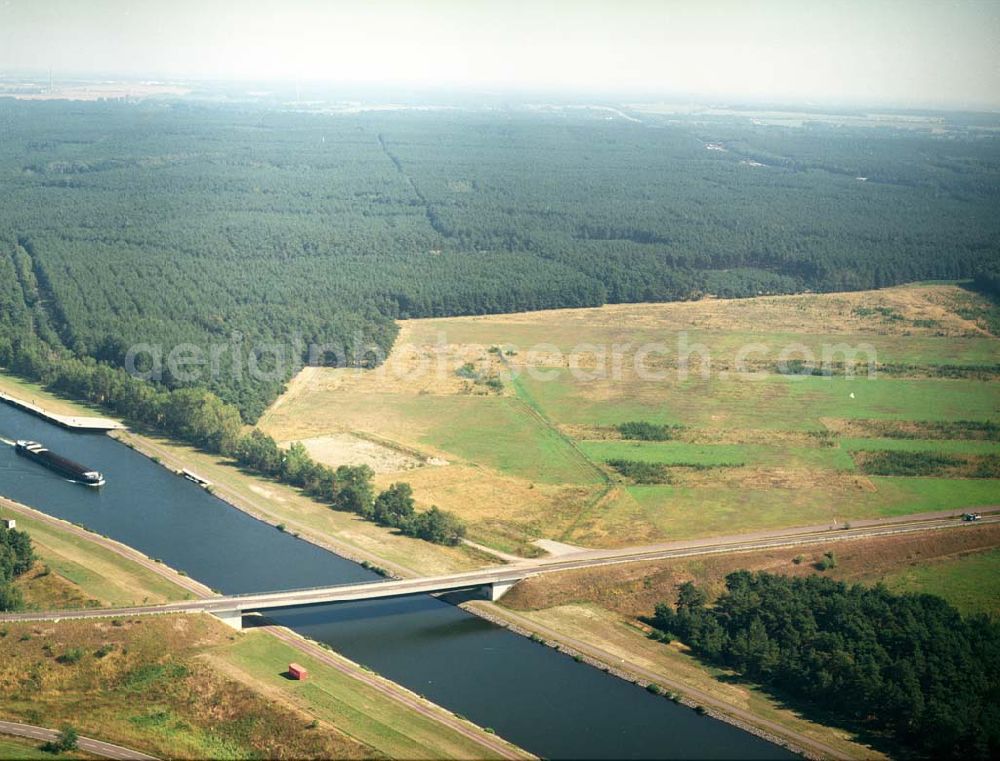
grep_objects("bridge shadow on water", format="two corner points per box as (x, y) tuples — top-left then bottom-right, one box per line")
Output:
(250, 590), (496, 644)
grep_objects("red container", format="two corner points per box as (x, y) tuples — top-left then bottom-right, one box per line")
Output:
(288, 663), (308, 680)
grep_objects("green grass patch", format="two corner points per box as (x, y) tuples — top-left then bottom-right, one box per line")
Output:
(585, 441), (749, 467)
(122, 662), (189, 691)
(1, 509), (191, 608)
(611, 477), (1000, 542)
(579, 441), (855, 470)
(223, 632), (511, 759)
(396, 394), (600, 485)
(841, 438), (1000, 454)
(882, 549), (1000, 617)
(520, 372), (999, 432)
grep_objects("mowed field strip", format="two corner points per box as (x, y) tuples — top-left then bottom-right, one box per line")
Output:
(260, 284), (1000, 554)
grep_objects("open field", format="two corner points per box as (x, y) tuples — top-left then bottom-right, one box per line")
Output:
(401, 284), (996, 349)
(517, 372), (997, 430)
(0, 615), (521, 760)
(262, 285), (1000, 552)
(841, 437), (1000, 454)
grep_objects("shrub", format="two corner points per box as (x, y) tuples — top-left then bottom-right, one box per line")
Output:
(57, 647), (84, 664)
(606, 459), (671, 484)
(617, 421), (683, 441)
(48, 726), (78, 754)
(94, 643), (114, 659)
(816, 551), (837, 571)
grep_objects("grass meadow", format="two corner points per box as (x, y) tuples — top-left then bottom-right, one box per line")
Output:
(261, 285), (1000, 552)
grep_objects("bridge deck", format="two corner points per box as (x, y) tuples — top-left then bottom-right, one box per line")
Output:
(0, 510), (994, 626)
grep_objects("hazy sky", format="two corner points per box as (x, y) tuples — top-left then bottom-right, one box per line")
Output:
(2, 0), (999, 108)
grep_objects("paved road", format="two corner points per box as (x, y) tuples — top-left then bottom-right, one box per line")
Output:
(0, 720), (157, 760)
(1, 509), (995, 625)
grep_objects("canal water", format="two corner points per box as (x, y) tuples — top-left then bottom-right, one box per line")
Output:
(0, 402), (794, 759)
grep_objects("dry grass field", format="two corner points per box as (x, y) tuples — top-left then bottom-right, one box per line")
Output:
(260, 284), (1000, 554)
(0, 616), (372, 759)
(0, 615), (513, 760)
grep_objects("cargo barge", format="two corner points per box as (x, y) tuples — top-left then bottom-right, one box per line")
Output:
(14, 440), (105, 487)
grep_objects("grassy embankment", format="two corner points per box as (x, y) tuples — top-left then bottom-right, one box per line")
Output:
(261, 284), (1000, 553)
(0, 616), (521, 760)
(2, 504), (195, 610)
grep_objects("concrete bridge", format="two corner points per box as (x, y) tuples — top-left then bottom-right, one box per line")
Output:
(208, 567), (527, 629)
(1, 508), (994, 630)
(0, 565), (532, 630)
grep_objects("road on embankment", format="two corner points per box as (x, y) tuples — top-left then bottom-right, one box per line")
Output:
(0, 720), (157, 760)
(2, 508), (995, 624)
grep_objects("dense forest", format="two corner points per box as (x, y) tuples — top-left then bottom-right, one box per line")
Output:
(650, 572), (1000, 759)
(0, 100), (998, 422)
(0, 523), (35, 611)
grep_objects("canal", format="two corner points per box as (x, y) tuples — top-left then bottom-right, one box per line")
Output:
(0, 402), (794, 759)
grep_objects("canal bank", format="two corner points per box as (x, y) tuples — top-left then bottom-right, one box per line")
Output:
(0, 497), (527, 759)
(0, 395), (794, 759)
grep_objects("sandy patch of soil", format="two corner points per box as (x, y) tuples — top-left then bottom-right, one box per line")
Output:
(534, 538), (587, 556)
(293, 433), (429, 474)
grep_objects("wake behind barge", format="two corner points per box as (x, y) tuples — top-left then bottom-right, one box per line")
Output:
(14, 440), (105, 487)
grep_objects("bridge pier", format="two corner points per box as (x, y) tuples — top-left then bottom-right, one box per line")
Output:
(214, 608), (244, 631)
(483, 579), (518, 602)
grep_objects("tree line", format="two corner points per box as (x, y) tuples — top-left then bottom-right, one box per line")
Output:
(232, 430), (466, 545)
(650, 571), (1000, 759)
(0, 523), (35, 612)
(0, 337), (465, 546)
